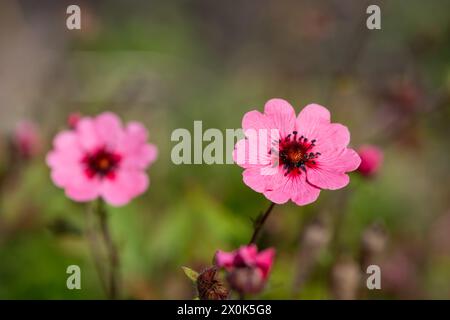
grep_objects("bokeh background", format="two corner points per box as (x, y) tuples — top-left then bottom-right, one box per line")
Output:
(0, 0), (449, 299)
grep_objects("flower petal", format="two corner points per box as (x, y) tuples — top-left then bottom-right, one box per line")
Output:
(315, 123), (351, 152)
(100, 170), (149, 206)
(215, 250), (236, 269)
(122, 143), (158, 169)
(117, 122), (157, 170)
(235, 245), (258, 267)
(262, 172), (321, 206)
(263, 98), (296, 137)
(290, 177), (322, 206)
(307, 170), (350, 190)
(49, 163), (83, 188)
(46, 149), (82, 170)
(307, 148), (361, 190)
(76, 117), (103, 151)
(95, 112), (123, 149)
(50, 131), (82, 157)
(295, 103), (331, 137)
(263, 172), (306, 204)
(64, 175), (101, 202)
(242, 167), (269, 193)
(255, 248), (275, 280)
(140, 143), (158, 167)
(242, 110), (271, 132)
(233, 138), (271, 169)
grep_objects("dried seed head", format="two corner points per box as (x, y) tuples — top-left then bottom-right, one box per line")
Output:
(197, 267), (229, 300)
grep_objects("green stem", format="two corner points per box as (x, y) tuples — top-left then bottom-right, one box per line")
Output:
(86, 203), (108, 295)
(330, 187), (353, 256)
(249, 202), (276, 245)
(96, 199), (120, 300)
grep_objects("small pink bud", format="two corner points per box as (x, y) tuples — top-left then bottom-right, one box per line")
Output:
(12, 121), (41, 159)
(67, 112), (82, 129)
(357, 145), (383, 177)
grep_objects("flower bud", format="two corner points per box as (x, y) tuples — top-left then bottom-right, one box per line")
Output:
(67, 112), (82, 129)
(12, 121), (41, 159)
(196, 267), (229, 300)
(357, 145), (383, 177)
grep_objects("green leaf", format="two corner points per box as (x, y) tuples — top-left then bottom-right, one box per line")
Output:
(182, 266), (199, 283)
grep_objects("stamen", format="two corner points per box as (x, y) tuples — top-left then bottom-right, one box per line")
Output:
(82, 147), (121, 180)
(277, 133), (320, 177)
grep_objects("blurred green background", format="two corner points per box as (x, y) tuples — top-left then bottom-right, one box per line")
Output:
(0, 0), (449, 299)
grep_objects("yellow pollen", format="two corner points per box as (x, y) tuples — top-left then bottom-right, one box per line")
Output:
(98, 158), (110, 170)
(287, 147), (303, 163)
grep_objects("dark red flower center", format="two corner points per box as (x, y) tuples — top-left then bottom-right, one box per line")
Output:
(270, 131), (320, 176)
(82, 147), (122, 180)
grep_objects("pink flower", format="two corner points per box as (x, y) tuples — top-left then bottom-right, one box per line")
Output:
(215, 245), (275, 280)
(46, 112), (158, 206)
(357, 145), (383, 177)
(215, 245), (275, 294)
(233, 99), (360, 206)
(13, 120), (41, 158)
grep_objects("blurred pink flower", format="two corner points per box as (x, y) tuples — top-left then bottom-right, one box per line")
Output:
(215, 245), (275, 294)
(381, 249), (420, 298)
(215, 245), (275, 280)
(13, 120), (41, 158)
(46, 112), (158, 206)
(234, 99), (360, 206)
(430, 211), (450, 256)
(357, 145), (383, 177)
